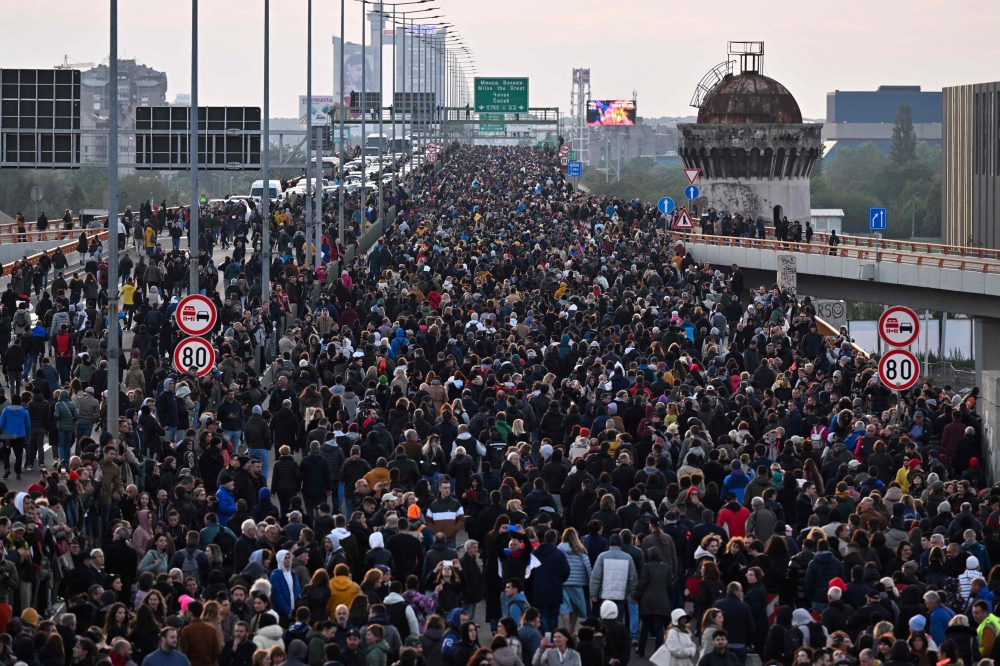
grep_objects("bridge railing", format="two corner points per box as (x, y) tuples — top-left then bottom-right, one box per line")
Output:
(751, 226), (1000, 261)
(675, 233), (1000, 274)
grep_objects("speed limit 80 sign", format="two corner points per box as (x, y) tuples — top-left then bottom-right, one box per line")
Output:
(878, 349), (920, 391)
(173, 337), (216, 377)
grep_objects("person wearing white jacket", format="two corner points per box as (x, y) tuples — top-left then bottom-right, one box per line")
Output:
(650, 609), (698, 666)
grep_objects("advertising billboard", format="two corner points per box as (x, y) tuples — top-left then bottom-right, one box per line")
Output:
(299, 96), (336, 125)
(586, 99), (637, 126)
(333, 38), (376, 106)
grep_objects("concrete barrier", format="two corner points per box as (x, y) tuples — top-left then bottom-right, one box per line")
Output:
(982, 371), (1000, 483)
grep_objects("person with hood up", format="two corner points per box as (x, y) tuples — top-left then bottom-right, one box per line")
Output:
(792, 607), (827, 649)
(251, 487), (279, 522)
(325, 530), (349, 572)
(652, 609), (698, 666)
(133, 509), (154, 559)
(441, 608), (465, 666)
(327, 563), (361, 619)
(365, 531), (395, 570)
(0, 394), (31, 478)
(270, 549), (302, 620)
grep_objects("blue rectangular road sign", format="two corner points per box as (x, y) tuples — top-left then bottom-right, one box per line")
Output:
(870, 207), (887, 231)
(567, 161), (582, 177)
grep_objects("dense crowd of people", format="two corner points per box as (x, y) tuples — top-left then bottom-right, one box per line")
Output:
(0, 144), (989, 666)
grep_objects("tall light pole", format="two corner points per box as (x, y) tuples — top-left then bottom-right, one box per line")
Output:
(107, 0), (120, 438)
(262, 0), (271, 303)
(189, 0), (200, 294)
(338, 0), (346, 246)
(363, 1), (431, 220)
(305, 0), (313, 267)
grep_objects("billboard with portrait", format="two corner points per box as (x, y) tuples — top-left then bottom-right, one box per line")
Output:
(333, 38), (376, 106)
(586, 99), (637, 126)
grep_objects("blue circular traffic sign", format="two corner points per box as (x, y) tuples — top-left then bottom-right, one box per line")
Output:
(657, 197), (675, 214)
(684, 185), (700, 200)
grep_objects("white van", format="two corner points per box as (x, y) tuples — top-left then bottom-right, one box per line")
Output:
(250, 180), (282, 202)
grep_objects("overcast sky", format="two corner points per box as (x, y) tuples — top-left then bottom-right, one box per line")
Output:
(7, 0), (1000, 120)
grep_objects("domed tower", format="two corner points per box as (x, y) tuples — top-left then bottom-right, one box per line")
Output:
(678, 42), (822, 226)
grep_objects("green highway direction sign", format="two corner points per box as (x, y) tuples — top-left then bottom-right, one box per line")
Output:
(475, 78), (529, 112)
(479, 113), (506, 133)
(569, 150), (578, 160)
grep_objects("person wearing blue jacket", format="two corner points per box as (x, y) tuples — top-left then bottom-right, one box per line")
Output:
(721, 460), (750, 504)
(531, 531), (571, 633)
(215, 470), (238, 526)
(269, 549), (302, 619)
(0, 394), (31, 479)
(441, 607), (465, 666)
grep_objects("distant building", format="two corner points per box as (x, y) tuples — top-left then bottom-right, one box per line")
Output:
(941, 81), (1000, 248)
(810, 209), (844, 234)
(587, 120), (674, 169)
(823, 85), (941, 160)
(80, 59), (168, 174)
(678, 42), (822, 225)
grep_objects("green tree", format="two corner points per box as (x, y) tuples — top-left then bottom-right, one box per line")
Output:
(66, 182), (85, 212)
(890, 104), (917, 163)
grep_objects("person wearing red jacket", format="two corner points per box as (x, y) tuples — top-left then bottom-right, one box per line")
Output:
(717, 494), (751, 538)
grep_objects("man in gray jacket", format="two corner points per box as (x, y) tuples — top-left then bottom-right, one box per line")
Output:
(590, 534), (637, 622)
(745, 496), (779, 542)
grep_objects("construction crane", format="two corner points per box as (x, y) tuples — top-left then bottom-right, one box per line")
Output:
(55, 55), (96, 70)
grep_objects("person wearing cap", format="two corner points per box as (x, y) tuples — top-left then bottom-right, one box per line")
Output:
(243, 404), (272, 479)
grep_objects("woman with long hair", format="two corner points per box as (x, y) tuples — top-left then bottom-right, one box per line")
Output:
(301, 568), (332, 624)
(202, 600), (226, 648)
(140, 588), (167, 626)
(559, 527), (591, 631)
(103, 602), (130, 641)
(128, 603), (161, 663)
(453, 622), (481, 666)
(426, 560), (465, 616)
(698, 609), (724, 658)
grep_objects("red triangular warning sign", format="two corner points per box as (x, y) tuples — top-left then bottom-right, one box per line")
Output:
(683, 168), (701, 185)
(674, 209), (694, 230)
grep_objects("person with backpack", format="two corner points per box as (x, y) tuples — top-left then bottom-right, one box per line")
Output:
(763, 606), (799, 666)
(792, 608), (828, 651)
(169, 530), (212, 588)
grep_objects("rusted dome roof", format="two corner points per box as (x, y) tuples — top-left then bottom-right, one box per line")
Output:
(697, 72), (802, 124)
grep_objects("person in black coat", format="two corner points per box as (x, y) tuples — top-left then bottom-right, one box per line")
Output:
(269, 401), (300, 451)
(270, 446), (302, 516)
(299, 442), (333, 515)
(600, 600), (632, 666)
(460, 542), (485, 608)
(715, 584), (756, 662)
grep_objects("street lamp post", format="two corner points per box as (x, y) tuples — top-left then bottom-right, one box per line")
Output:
(108, 0), (120, 439)
(262, 0), (270, 302)
(189, 0), (200, 294)
(305, 0), (313, 267)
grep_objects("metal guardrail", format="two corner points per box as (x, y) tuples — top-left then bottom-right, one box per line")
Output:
(757, 226), (1000, 261)
(676, 232), (1000, 274)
